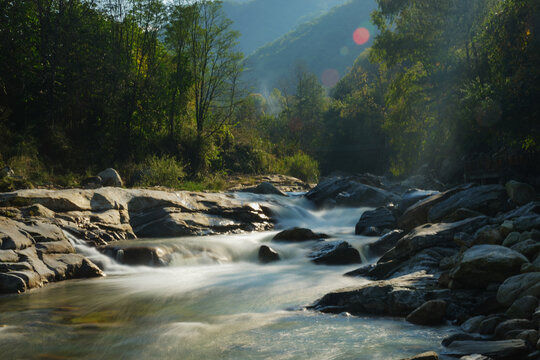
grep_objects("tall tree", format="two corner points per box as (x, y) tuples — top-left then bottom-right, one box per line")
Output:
(186, 0), (243, 172)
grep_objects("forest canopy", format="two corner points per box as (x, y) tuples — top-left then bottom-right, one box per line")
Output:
(0, 0), (538, 189)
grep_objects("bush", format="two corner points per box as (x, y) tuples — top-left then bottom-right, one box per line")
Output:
(134, 155), (186, 189)
(273, 152), (319, 183)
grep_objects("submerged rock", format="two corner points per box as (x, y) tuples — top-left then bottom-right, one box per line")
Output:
(272, 227), (329, 242)
(258, 245), (280, 263)
(309, 241), (361, 265)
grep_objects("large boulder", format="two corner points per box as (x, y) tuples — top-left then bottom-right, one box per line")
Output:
(497, 272), (540, 307)
(398, 189), (439, 214)
(311, 272), (435, 316)
(494, 319), (536, 339)
(428, 185), (509, 223)
(305, 175), (398, 208)
(449, 245), (530, 289)
(505, 296), (539, 319)
(506, 180), (537, 206)
(380, 217), (489, 265)
(97, 168), (123, 187)
(308, 241), (361, 265)
(406, 299), (447, 325)
(355, 207), (396, 236)
(272, 227), (329, 242)
(397, 185), (473, 232)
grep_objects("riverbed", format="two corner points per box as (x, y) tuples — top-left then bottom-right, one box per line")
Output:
(0, 193), (453, 359)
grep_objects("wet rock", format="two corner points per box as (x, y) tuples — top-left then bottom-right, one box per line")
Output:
(103, 246), (169, 266)
(97, 168), (123, 187)
(506, 180), (537, 206)
(497, 273), (540, 307)
(514, 329), (539, 347)
(406, 300), (447, 325)
(443, 339), (528, 359)
(479, 315), (507, 335)
(449, 245), (529, 289)
(459, 355), (492, 360)
(511, 240), (540, 260)
(305, 175), (398, 208)
(461, 315), (486, 333)
(428, 185), (509, 223)
(41, 253), (104, 279)
(401, 351), (439, 360)
(250, 182), (287, 196)
(473, 226), (503, 246)
(379, 217), (489, 269)
(355, 207), (396, 236)
(311, 271), (435, 316)
(398, 189), (439, 214)
(446, 208), (485, 223)
(499, 221), (515, 238)
(0, 273), (27, 293)
(309, 241), (361, 265)
(442, 332), (485, 347)
(397, 185), (472, 232)
(494, 319), (536, 339)
(367, 230), (405, 257)
(272, 227), (329, 242)
(258, 245), (280, 263)
(503, 232), (522, 247)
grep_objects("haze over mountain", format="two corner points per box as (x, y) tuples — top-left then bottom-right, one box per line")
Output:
(242, 0), (377, 93)
(222, 0), (350, 56)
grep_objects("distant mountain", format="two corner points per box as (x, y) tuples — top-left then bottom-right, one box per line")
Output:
(222, 0), (350, 56)
(242, 0), (377, 93)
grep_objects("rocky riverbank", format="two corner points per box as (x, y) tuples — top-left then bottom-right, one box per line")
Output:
(1, 171), (539, 359)
(0, 187), (273, 293)
(305, 175), (540, 359)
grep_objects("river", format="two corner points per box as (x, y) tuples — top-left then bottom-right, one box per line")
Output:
(0, 192), (452, 359)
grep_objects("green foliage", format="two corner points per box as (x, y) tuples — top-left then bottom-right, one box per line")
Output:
(273, 152), (319, 183)
(135, 155), (186, 188)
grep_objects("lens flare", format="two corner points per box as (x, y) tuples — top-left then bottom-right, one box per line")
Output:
(321, 69), (340, 88)
(353, 27), (370, 45)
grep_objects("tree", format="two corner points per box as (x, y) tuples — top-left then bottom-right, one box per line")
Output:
(185, 0), (243, 172)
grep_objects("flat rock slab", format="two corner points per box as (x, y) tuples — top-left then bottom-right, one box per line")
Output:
(444, 339), (528, 359)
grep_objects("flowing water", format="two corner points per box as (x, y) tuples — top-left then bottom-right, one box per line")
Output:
(0, 193), (453, 359)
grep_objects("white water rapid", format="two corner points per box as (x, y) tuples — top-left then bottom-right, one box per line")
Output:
(0, 192), (452, 359)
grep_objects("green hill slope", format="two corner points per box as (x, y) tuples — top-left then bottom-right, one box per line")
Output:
(222, 0), (350, 56)
(243, 0), (377, 93)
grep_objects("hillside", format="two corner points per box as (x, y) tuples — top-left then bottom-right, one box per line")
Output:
(222, 0), (350, 56)
(242, 0), (377, 93)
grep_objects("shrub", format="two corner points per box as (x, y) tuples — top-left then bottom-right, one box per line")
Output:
(135, 155), (186, 189)
(273, 152), (320, 183)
